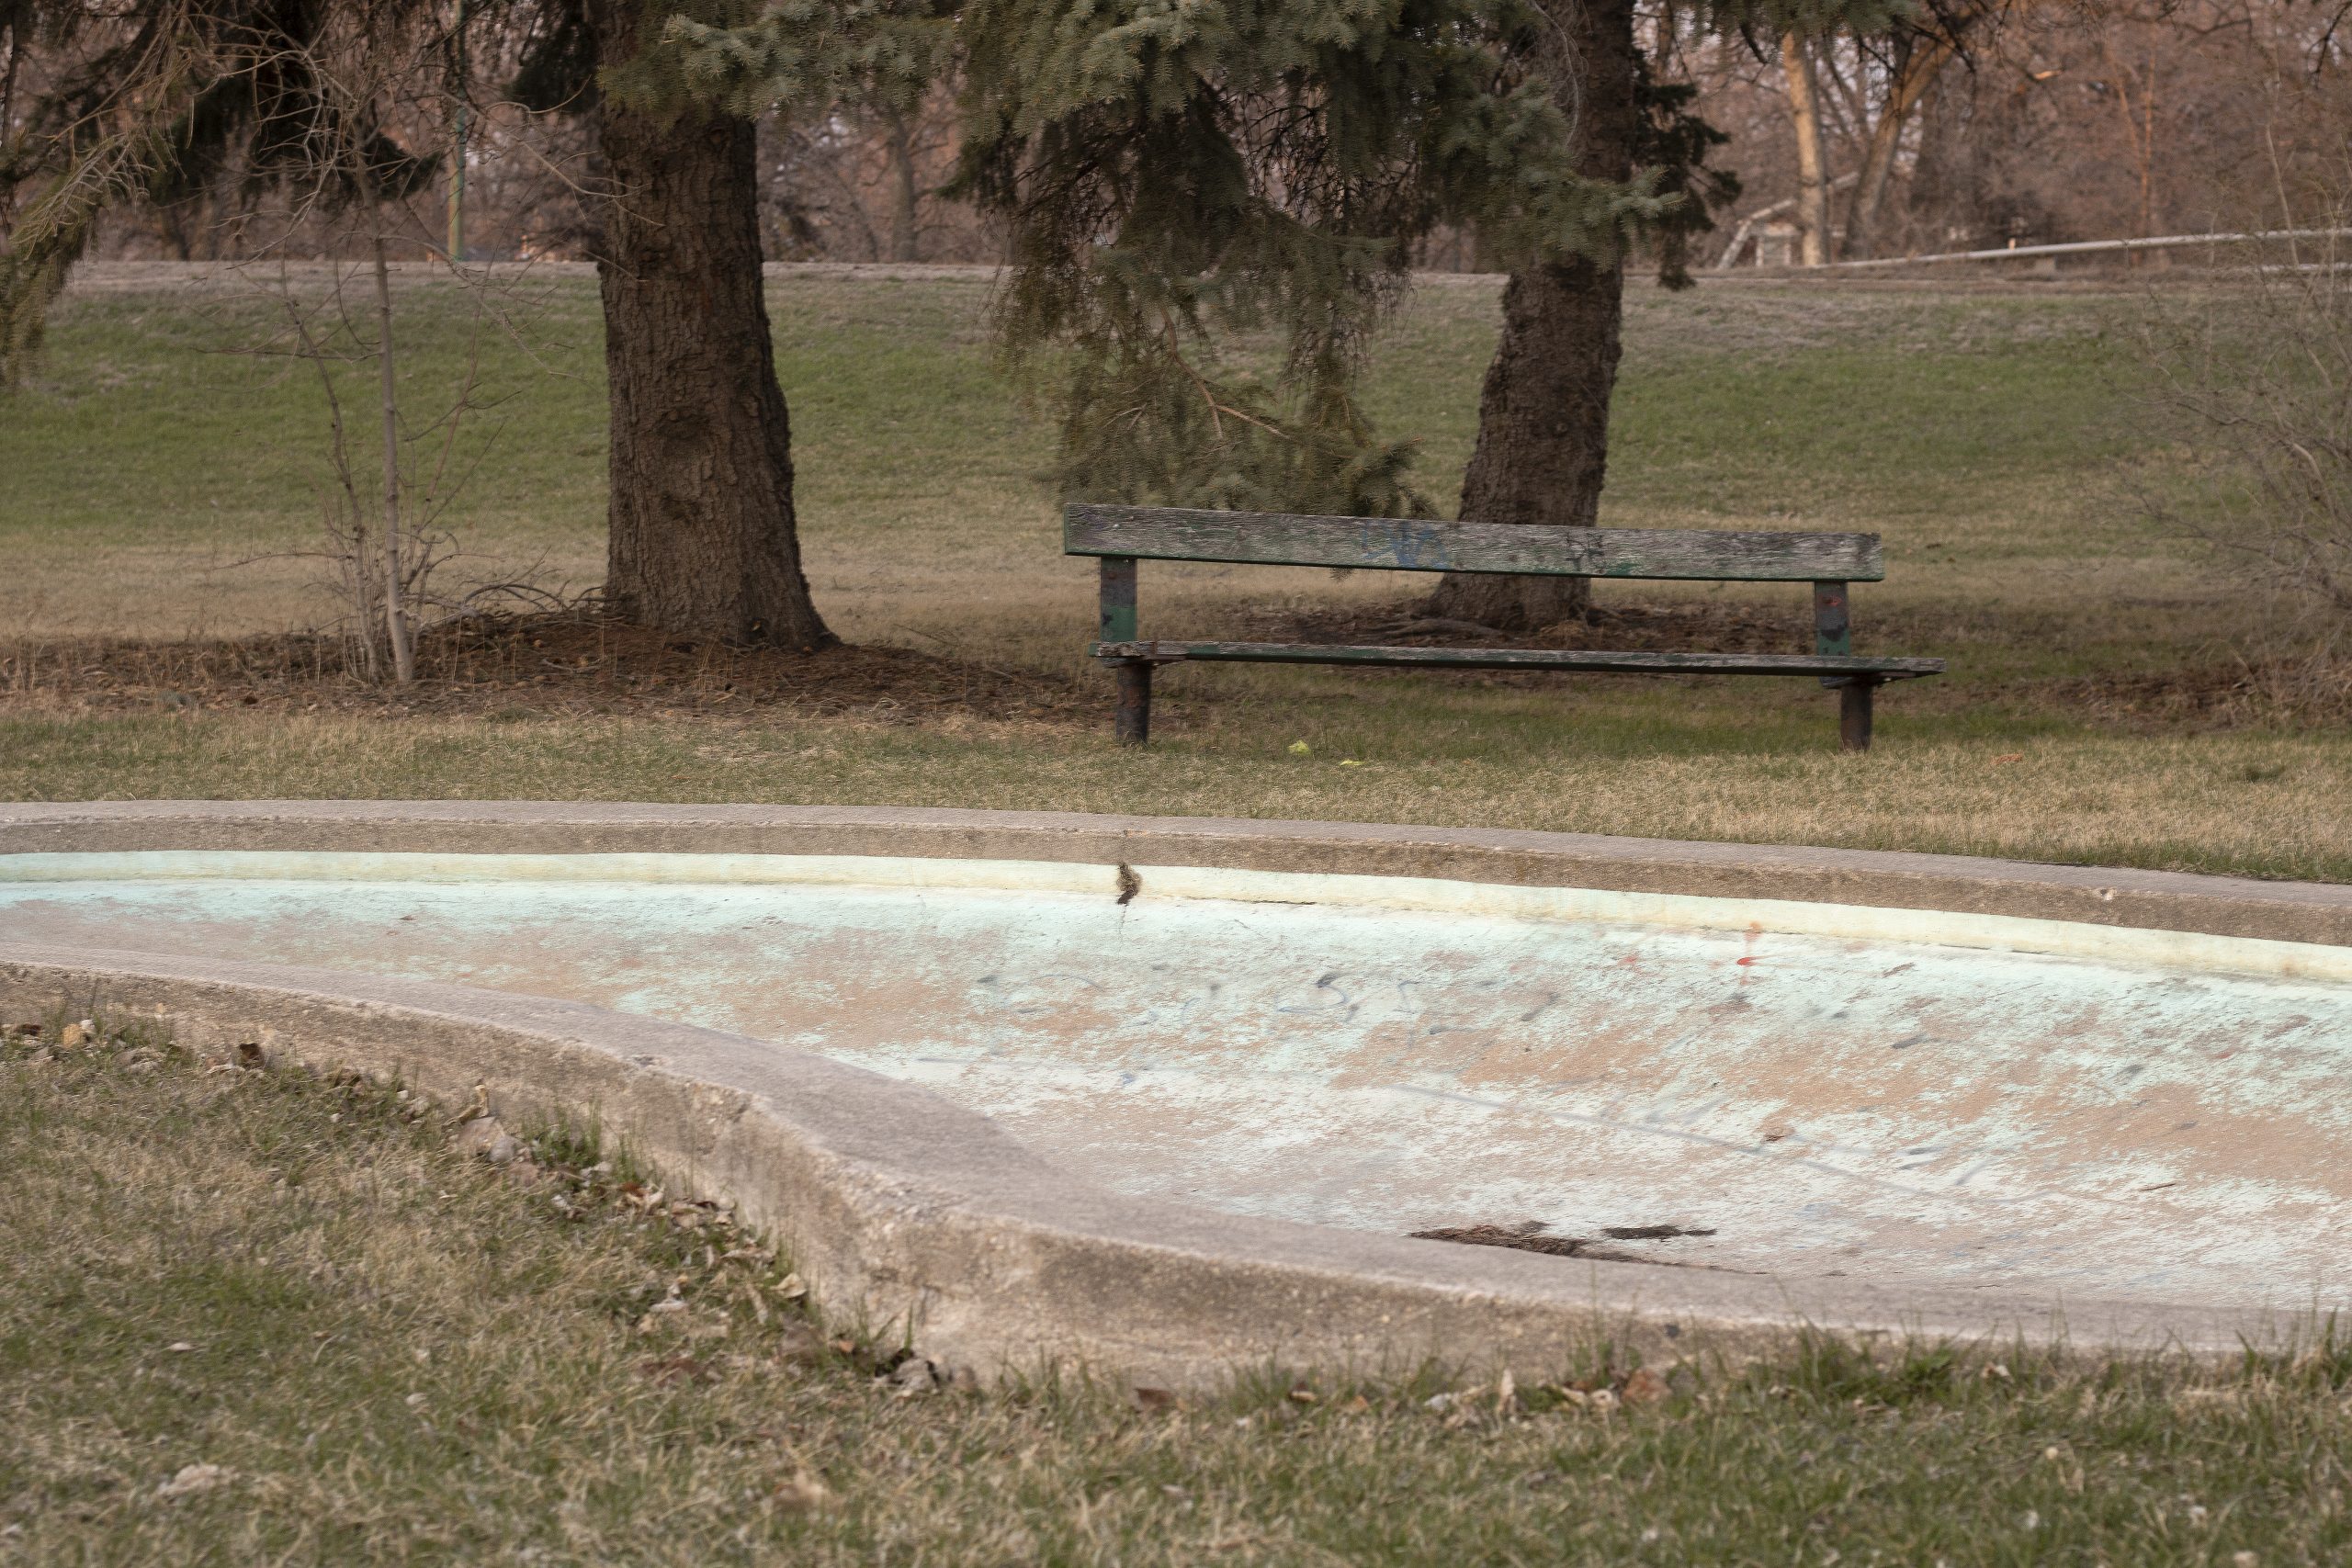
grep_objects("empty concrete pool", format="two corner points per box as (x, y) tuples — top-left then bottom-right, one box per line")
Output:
(6, 803), (2347, 1335)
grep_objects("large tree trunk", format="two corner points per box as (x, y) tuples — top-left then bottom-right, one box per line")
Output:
(1423, 0), (1639, 632)
(1782, 34), (1832, 266)
(587, 2), (831, 649)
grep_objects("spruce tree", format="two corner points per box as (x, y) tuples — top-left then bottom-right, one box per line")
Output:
(685, 0), (1668, 516)
(0, 0), (865, 649)
(1428, 0), (1894, 631)
(942, 0), (1664, 516)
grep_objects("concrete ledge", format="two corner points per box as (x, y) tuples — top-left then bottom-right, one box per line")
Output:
(6, 800), (2347, 948)
(0, 942), (2322, 1385)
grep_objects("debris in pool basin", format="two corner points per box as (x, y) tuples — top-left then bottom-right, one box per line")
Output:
(1409, 1223), (1741, 1270)
(1600, 1224), (1719, 1241)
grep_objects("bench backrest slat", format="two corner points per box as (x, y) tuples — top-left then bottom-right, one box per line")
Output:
(1066, 504), (1883, 582)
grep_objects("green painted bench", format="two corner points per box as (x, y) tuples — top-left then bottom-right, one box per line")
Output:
(1066, 503), (1945, 751)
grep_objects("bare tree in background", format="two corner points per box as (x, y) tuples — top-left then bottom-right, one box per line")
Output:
(225, 15), (548, 684)
(7, 4), (558, 679)
(1836, 6), (1975, 258)
(1780, 32), (1832, 264)
(757, 84), (982, 265)
(2137, 190), (2352, 704)
(1697, 0), (2352, 265)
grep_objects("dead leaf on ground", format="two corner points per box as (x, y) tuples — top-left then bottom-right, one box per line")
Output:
(1620, 1367), (1671, 1406)
(156, 1463), (234, 1500)
(454, 1117), (523, 1164)
(773, 1321), (829, 1369)
(638, 1355), (713, 1387)
(772, 1471), (833, 1512)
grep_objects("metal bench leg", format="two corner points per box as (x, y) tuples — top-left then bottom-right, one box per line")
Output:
(1114, 660), (1153, 745)
(1838, 678), (1878, 752)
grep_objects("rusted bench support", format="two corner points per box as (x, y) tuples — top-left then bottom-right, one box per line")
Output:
(1837, 677), (1882, 752)
(1113, 660), (1153, 746)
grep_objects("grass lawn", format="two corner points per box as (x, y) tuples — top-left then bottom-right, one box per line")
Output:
(6, 1025), (2349, 1566)
(6, 268), (2352, 1562)
(4, 264), (2344, 881)
(3, 265), (2174, 645)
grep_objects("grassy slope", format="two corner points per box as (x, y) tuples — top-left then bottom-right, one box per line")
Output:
(5, 267), (2346, 882)
(0, 268), (2166, 640)
(6, 1031), (2348, 1566)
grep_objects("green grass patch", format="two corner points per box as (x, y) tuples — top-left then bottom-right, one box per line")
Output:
(4, 269), (2198, 641)
(5, 1026), (2348, 1564)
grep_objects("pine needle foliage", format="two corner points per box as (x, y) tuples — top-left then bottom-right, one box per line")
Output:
(666, 0), (1674, 516)
(0, 0), (440, 387)
(946, 0), (1668, 516)
(651, 0), (950, 119)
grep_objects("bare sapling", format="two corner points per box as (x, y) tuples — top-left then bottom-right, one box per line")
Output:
(370, 229), (417, 682)
(2135, 164), (2352, 710)
(186, 6), (572, 684)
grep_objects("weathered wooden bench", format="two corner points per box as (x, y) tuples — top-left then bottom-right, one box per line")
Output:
(1067, 504), (1945, 751)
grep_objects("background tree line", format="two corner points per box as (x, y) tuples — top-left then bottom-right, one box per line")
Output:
(6, 0), (2347, 672)
(36, 0), (2349, 274)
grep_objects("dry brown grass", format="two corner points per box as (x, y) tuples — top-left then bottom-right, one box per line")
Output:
(3, 707), (2346, 881)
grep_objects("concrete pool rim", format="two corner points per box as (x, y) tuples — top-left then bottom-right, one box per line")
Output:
(3, 801), (2348, 1386)
(5, 798), (2348, 950)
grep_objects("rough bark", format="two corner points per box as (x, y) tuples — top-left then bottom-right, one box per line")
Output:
(1423, 0), (1639, 632)
(587, 1), (831, 649)
(1782, 34), (1832, 266)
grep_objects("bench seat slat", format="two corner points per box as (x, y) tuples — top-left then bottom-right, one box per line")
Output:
(1092, 640), (1944, 679)
(1067, 504), (1883, 582)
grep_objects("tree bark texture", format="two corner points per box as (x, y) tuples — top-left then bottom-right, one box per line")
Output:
(587, 0), (831, 648)
(1782, 34), (1832, 266)
(1423, 0), (1639, 633)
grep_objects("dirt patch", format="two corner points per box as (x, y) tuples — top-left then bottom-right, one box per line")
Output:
(9, 602), (2343, 733)
(1, 613), (1094, 728)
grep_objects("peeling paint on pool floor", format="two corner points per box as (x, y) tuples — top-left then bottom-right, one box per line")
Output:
(4, 850), (2346, 1314)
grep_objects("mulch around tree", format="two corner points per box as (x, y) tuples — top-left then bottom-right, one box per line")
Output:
(2, 613), (1097, 727)
(7, 603), (2340, 732)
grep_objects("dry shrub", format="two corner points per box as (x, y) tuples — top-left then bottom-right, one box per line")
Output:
(2135, 193), (2352, 714)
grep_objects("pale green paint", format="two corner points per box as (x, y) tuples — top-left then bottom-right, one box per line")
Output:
(5, 849), (2346, 985)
